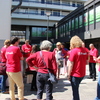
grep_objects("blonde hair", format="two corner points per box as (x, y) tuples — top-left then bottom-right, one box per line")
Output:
(70, 35), (83, 49)
(4, 40), (10, 46)
(56, 42), (62, 46)
(25, 40), (29, 43)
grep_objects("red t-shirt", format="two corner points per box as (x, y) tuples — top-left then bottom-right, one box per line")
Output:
(1, 46), (7, 63)
(6, 46), (23, 72)
(0, 49), (2, 62)
(89, 48), (98, 63)
(69, 47), (88, 77)
(21, 44), (32, 58)
(26, 51), (57, 75)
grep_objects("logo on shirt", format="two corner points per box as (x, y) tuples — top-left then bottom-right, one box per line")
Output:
(78, 52), (87, 55)
(6, 52), (14, 55)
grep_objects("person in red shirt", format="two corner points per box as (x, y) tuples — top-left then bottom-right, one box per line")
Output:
(21, 40), (32, 76)
(0, 40), (10, 94)
(67, 36), (88, 100)
(6, 37), (24, 100)
(26, 44), (38, 91)
(93, 56), (100, 100)
(89, 43), (98, 81)
(82, 42), (90, 64)
(53, 42), (67, 79)
(26, 40), (57, 100)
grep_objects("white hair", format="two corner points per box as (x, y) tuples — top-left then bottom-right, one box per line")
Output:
(40, 40), (52, 50)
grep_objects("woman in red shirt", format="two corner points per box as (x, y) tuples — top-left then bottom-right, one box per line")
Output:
(26, 40), (57, 100)
(67, 36), (88, 100)
(27, 44), (38, 91)
(0, 40), (10, 94)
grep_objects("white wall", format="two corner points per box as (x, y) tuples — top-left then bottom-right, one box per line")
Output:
(0, 0), (12, 48)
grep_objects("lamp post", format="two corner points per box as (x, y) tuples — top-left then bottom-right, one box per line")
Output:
(46, 12), (51, 40)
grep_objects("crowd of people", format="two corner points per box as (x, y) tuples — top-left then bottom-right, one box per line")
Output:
(0, 36), (100, 100)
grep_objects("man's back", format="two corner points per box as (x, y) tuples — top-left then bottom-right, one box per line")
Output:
(6, 45), (22, 72)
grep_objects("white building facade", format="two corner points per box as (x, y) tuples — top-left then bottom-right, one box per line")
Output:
(11, 0), (87, 44)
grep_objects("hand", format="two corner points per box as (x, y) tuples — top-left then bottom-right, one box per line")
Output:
(33, 66), (38, 71)
(67, 75), (71, 81)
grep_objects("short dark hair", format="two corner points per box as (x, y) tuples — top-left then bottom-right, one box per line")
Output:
(61, 42), (65, 46)
(10, 37), (19, 44)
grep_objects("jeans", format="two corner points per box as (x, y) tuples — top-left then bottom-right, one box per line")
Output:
(6, 72), (24, 100)
(70, 76), (84, 100)
(1, 75), (8, 93)
(95, 72), (100, 100)
(37, 72), (53, 100)
(89, 63), (96, 79)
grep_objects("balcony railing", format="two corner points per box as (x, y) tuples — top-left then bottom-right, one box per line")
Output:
(12, 12), (65, 17)
(12, 0), (82, 7)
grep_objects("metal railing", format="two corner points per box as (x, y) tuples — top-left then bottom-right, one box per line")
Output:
(12, 11), (65, 17)
(12, 0), (82, 7)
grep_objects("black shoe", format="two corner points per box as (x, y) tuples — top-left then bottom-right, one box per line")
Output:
(88, 76), (93, 79)
(30, 88), (37, 91)
(93, 78), (96, 81)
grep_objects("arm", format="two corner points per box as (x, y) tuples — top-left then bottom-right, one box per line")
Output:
(17, 48), (23, 60)
(67, 61), (74, 81)
(26, 54), (36, 67)
(21, 45), (25, 52)
(52, 54), (57, 76)
(20, 56), (24, 60)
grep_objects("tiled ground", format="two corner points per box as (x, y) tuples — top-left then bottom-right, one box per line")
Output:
(0, 65), (98, 100)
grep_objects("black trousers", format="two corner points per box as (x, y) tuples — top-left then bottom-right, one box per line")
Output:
(37, 72), (53, 100)
(31, 71), (37, 90)
(89, 63), (96, 79)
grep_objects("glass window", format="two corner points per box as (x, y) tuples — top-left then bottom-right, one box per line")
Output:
(62, 1), (70, 6)
(72, 19), (74, 30)
(65, 22), (69, 35)
(53, 0), (60, 4)
(32, 27), (52, 37)
(75, 17), (78, 29)
(69, 20), (71, 31)
(96, 5), (100, 22)
(84, 12), (88, 26)
(89, 9), (94, 25)
(53, 10), (60, 16)
(46, 0), (52, 4)
(28, 9), (38, 14)
(63, 24), (66, 36)
(79, 15), (83, 27)
(62, 11), (69, 16)
(11, 31), (25, 42)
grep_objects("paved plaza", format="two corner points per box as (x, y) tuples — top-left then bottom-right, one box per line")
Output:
(0, 65), (98, 100)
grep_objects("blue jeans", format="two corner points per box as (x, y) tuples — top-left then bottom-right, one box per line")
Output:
(1, 75), (8, 93)
(70, 76), (84, 100)
(95, 72), (100, 100)
(37, 72), (53, 100)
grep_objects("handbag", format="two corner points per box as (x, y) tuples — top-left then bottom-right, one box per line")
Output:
(0, 62), (6, 75)
(40, 51), (58, 84)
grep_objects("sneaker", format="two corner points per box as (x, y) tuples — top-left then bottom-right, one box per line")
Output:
(88, 76), (93, 79)
(93, 78), (96, 81)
